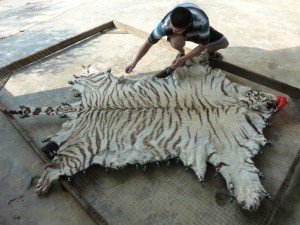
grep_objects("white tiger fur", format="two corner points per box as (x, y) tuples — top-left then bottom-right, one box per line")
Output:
(2, 53), (279, 211)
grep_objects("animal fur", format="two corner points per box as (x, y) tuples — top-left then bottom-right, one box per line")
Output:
(1, 53), (279, 210)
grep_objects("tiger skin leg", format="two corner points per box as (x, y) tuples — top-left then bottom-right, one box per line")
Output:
(43, 123), (74, 146)
(217, 159), (266, 210)
(206, 137), (268, 210)
(180, 142), (209, 187)
(36, 144), (87, 195)
(36, 157), (67, 195)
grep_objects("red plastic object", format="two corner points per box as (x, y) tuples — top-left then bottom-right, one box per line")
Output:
(275, 95), (288, 112)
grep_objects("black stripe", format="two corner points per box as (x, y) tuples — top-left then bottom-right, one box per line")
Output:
(206, 109), (221, 142)
(234, 85), (238, 93)
(239, 128), (249, 140)
(207, 152), (217, 161)
(77, 145), (87, 170)
(163, 83), (172, 96)
(233, 134), (254, 156)
(221, 129), (232, 150)
(172, 136), (182, 150)
(221, 79), (228, 96)
(245, 114), (261, 135)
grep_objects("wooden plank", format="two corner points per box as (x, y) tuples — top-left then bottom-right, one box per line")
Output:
(209, 58), (300, 99)
(262, 149), (300, 225)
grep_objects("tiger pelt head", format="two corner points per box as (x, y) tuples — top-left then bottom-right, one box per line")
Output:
(240, 90), (279, 114)
(176, 53), (281, 118)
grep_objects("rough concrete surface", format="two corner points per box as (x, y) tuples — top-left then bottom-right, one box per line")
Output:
(0, 0), (299, 225)
(0, 112), (96, 225)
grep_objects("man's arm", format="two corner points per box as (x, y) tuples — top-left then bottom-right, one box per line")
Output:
(183, 44), (207, 60)
(126, 22), (165, 73)
(171, 44), (207, 69)
(125, 40), (153, 73)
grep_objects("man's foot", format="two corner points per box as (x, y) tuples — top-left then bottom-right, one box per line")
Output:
(209, 52), (223, 61)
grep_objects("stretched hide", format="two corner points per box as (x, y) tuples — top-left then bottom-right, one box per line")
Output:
(1, 53), (287, 211)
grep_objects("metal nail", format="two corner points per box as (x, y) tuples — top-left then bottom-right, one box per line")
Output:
(41, 138), (50, 143)
(265, 193), (271, 200)
(200, 177), (205, 188)
(258, 172), (265, 180)
(67, 176), (73, 183)
(185, 166), (189, 173)
(257, 150), (262, 155)
(167, 160), (170, 167)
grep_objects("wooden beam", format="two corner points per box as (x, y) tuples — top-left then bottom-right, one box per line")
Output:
(262, 150), (300, 225)
(209, 58), (300, 99)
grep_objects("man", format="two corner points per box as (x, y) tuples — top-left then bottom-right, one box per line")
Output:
(125, 3), (229, 73)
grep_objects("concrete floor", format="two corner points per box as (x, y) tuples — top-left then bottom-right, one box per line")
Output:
(0, 112), (96, 225)
(0, 0), (299, 224)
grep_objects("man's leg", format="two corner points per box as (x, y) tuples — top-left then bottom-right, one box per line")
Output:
(207, 36), (229, 53)
(207, 27), (229, 60)
(168, 34), (186, 57)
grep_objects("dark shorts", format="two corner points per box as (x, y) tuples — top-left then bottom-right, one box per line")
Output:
(167, 26), (225, 45)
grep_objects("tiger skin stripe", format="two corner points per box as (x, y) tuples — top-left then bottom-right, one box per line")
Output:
(6, 52), (279, 211)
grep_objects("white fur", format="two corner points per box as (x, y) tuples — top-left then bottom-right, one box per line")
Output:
(33, 52), (278, 211)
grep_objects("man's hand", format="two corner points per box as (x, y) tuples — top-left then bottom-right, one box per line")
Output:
(171, 57), (186, 69)
(125, 62), (136, 73)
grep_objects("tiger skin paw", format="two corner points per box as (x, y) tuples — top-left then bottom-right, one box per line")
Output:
(236, 186), (266, 211)
(232, 171), (266, 211)
(219, 164), (267, 210)
(36, 167), (61, 195)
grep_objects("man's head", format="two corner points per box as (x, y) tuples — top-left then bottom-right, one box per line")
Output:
(170, 7), (192, 34)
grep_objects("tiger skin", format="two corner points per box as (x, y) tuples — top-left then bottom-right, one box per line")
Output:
(1, 53), (280, 211)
